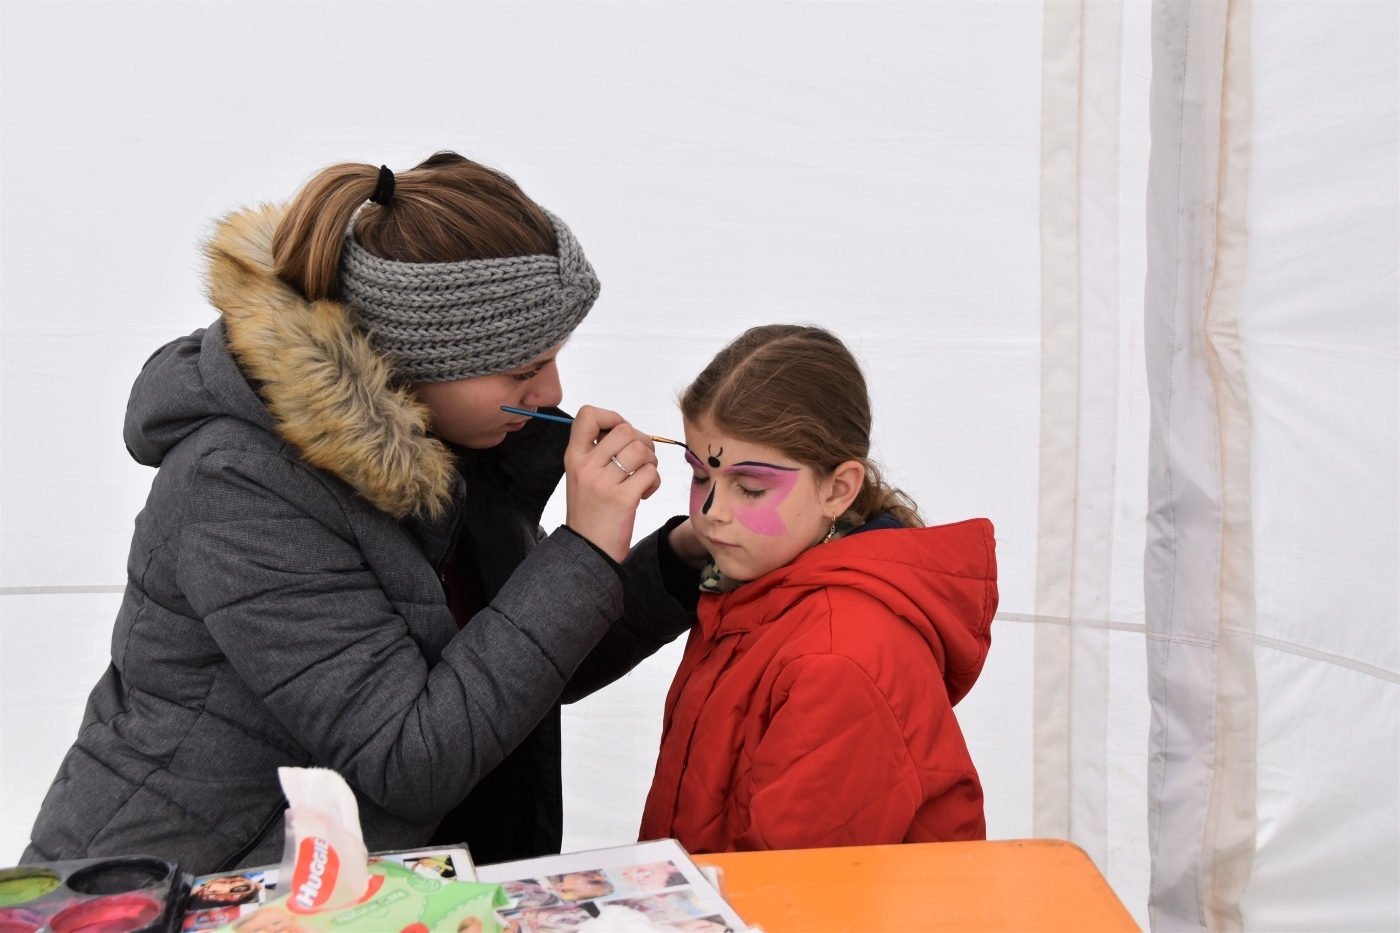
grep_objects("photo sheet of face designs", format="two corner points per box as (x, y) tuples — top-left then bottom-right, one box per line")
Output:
(181, 848), (471, 931)
(475, 840), (745, 933)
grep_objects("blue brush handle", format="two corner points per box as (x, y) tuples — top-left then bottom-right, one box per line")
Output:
(501, 406), (574, 424)
(502, 405), (687, 449)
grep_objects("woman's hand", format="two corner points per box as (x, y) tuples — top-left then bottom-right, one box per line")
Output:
(564, 406), (661, 563)
(667, 519), (711, 569)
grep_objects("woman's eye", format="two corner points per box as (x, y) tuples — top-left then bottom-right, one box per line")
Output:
(739, 486), (766, 499)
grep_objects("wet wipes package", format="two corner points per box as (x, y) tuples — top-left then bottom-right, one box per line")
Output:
(0, 855), (192, 933)
(181, 847), (480, 932)
(180, 840), (478, 924)
(199, 859), (504, 933)
(183, 767), (502, 932)
(275, 768), (370, 914)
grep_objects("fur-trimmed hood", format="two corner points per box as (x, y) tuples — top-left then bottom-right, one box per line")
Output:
(197, 205), (455, 518)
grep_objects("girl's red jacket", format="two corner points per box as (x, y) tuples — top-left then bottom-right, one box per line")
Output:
(639, 518), (997, 853)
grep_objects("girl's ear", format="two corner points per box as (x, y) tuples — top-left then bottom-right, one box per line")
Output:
(823, 460), (866, 518)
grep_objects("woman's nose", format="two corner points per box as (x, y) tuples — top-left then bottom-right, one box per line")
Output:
(522, 364), (564, 409)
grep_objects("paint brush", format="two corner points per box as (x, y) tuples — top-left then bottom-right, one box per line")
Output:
(501, 406), (689, 449)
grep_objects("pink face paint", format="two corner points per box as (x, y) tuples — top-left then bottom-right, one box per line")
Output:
(726, 463), (800, 536)
(685, 450), (712, 516)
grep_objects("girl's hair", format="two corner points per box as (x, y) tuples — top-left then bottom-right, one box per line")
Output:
(272, 151), (556, 301)
(681, 325), (923, 527)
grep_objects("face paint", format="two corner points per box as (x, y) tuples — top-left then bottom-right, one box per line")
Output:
(685, 450), (712, 516)
(707, 445), (723, 469)
(727, 464), (800, 536)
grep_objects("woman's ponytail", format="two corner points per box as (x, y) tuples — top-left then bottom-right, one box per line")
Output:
(272, 163), (381, 301)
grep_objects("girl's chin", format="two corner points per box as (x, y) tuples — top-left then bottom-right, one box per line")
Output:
(713, 555), (776, 584)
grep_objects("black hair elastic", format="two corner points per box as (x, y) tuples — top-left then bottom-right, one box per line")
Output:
(369, 165), (395, 205)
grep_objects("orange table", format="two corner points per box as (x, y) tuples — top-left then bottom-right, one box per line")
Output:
(694, 839), (1138, 932)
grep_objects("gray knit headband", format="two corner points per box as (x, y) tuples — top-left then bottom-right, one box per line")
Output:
(339, 209), (599, 382)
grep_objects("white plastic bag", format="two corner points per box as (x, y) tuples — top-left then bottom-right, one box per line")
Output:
(276, 767), (370, 913)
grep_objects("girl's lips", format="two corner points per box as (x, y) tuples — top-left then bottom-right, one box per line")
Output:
(503, 420), (529, 431)
(704, 535), (741, 550)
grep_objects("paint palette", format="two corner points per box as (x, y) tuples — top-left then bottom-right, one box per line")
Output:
(0, 857), (191, 933)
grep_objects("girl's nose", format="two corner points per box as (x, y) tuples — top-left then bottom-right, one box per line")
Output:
(704, 486), (732, 523)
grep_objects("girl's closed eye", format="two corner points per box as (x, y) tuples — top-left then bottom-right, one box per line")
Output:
(738, 484), (767, 499)
(685, 451), (711, 481)
(512, 367), (541, 382)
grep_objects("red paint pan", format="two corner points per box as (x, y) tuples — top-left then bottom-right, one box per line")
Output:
(0, 907), (46, 933)
(50, 893), (163, 933)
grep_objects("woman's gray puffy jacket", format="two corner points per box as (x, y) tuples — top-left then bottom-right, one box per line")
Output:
(21, 207), (693, 873)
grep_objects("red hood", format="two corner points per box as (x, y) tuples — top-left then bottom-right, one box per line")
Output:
(698, 518), (997, 704)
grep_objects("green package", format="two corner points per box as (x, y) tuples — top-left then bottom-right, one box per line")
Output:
(215, 861), (506, 933)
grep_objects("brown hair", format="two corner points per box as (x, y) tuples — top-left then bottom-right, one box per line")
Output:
(681, 325), (923, 527)
(272, 151), (556, 301)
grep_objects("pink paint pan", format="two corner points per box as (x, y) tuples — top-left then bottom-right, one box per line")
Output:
(50, 894), (162, 933)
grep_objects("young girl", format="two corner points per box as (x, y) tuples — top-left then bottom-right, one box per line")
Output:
(640, 325), (997, 852)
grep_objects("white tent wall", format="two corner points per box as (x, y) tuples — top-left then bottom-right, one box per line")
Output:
(3, 3), (1393, 931)
(3, 0), (1085, 907)
(1144, 1), (1399, 931)
(1238, 1), (1399, 929)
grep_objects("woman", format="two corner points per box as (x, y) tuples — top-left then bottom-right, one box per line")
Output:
(23, 153), (698, 872)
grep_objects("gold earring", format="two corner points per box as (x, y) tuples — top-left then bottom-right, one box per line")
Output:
(822, 520), (837, 544)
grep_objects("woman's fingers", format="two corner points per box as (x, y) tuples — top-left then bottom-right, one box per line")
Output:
(608, 439), (658, 477)
(567, 406), (658, 474)
(565, 405), (623, 462)
(591, 426), (657, 472)
(564, 405), (664, 562)
(630, 463), (662, 500)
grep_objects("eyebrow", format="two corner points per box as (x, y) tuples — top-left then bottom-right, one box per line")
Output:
(728, 461), (800, 471)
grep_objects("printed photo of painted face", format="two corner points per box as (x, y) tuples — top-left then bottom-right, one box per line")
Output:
(683, 424), (865, 582)
(616, 862), (686, 893)
(405, 856), (456, 879)
(183, 907), (241, 931)
(502, 879), (560, 909)
(513, 905), (594, 931)
(611, 891), (704, 922)
(546, 869), (613, 902)
(189, 874), (263, 909)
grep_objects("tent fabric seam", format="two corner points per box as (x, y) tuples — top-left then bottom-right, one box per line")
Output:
(1000, 612), (1399, 682)
(7, 587), (1392, 686)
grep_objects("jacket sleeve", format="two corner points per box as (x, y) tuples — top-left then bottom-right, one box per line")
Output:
(734, 654), (925, 851)
(177, 447), (621, 824)
(562, 517), (698, 703)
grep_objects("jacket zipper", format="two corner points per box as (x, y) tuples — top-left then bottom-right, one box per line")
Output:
(436, 493), (470, 586)
(215, 799), (286, 873)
